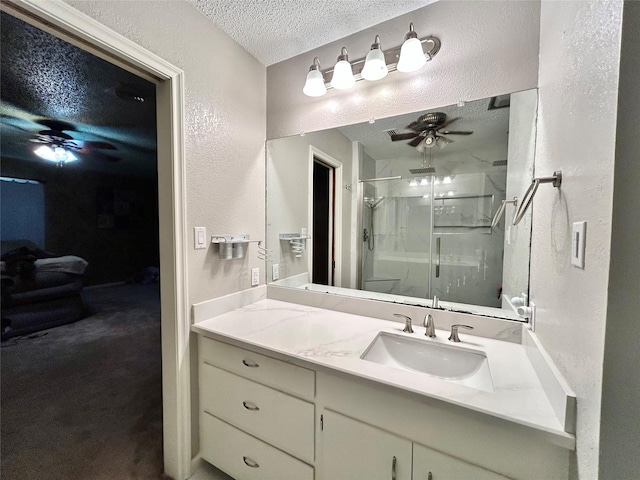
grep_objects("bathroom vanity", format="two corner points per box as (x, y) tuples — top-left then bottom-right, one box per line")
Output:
(192, 292), (575, 480)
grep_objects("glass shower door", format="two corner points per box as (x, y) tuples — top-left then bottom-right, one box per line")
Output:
(361, 178), (432, 297)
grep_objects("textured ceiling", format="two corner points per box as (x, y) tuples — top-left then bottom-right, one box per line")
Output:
(188, 0), (436, 66)
(0, 12), (157, 178)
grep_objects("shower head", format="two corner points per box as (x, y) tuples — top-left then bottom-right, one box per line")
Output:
(409, 166), (436, 175)
(365, 197), (385, 209)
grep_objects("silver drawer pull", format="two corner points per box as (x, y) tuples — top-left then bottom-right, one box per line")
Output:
(242, 359), (259, 368)
(243, 456), (259, 468)
(392, 456), (397, 480)
(242, 401), (260, 411)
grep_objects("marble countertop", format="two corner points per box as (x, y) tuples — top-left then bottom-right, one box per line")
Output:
(192, 298), (575, 448)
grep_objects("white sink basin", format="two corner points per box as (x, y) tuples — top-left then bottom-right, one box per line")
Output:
(361, 332), (494, 392)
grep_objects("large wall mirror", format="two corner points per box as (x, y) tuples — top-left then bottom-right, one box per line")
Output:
(266, 89), (536, 321)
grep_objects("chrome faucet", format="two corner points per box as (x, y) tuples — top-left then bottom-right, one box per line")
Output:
(448, 324), (474, 342)
(394, 314), (414, 333)
(423, 314), (436, 338)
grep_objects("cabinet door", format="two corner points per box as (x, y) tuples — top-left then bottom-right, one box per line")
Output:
(319, 410), (411, 480)
(413, 443), (511, 480)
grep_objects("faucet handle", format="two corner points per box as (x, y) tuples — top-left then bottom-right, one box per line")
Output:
(394, 314), (414, 333)
(423, 314), (436, 338)
(448, 324), (474, 342)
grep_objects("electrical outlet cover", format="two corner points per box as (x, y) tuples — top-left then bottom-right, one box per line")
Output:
(272, 263), (279, 281)
(251, 267), (260, 287)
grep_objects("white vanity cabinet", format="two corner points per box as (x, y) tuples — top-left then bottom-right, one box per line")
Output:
(198, 336), (316, 480)
(412, 443), (511, 480)
(318, 410), (510, 480)
(319, 410), (412, 480)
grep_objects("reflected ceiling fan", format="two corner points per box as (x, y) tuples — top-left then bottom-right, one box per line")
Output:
(27, 119), (120, 166)
(389, 112), (473, 151)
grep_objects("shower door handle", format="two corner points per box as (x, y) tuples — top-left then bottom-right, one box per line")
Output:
(435, 237), (441, 278)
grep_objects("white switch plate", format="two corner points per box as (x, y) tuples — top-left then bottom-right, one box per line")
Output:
(272, 263), (279, 281)
(194, 227), (207, 249)
(251, 267), (260, 287)
(571, 221), (586, 269)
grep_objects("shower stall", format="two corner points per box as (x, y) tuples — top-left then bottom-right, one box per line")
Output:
(360, 172), (505, 308)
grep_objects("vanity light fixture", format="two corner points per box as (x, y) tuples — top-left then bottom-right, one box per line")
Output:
(302, 23), (440, 97)
(397, 23), (427, 73)
(361, 35), (388, 81)
(303, 57), (327, 97)
(331, 47), (355, 90)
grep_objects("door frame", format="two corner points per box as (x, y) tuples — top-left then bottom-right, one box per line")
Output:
(308, 146), (342, 287)
(0, 1), (191, 479)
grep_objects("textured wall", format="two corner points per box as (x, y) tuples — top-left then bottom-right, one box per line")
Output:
(532, 1), (624, 478)
(267, 0), (541, 139)
(63, 0), (267, 306)
(599, 1), (640, 477)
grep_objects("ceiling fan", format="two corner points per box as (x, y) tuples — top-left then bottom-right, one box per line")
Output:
(389, 112), (473, 151)
(28, 119), (120, 165)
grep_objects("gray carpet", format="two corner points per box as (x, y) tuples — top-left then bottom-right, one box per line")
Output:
(1, 283), (165, 480)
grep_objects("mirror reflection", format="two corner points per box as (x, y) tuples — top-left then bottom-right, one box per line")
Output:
(266, 89), (537, 320)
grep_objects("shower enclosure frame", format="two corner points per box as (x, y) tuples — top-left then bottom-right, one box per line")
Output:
(357, 177), (497, 303)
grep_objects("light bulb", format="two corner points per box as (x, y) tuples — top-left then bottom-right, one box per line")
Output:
(303, 57), (327, 97)
(397, 23), (426, 73)
(331, 47), (355, 90)
(362, 35), (388, 81)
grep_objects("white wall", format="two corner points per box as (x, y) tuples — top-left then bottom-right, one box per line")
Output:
(531, 1), (624, 478)
(266, 129), (354, 285)
(267, 0), (541, 139)
(599, 1), (640, 477)
(64, 0), (267, 307)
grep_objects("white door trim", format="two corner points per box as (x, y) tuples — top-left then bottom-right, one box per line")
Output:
(308, 146), (343, 287)
(0, 2), (191, 479)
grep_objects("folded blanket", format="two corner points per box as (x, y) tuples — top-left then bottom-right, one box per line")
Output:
(33, 256), (88, 275)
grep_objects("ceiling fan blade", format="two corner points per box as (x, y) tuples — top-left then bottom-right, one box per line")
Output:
(390, 132), (418, 141)
(441, 130), (473, 135)
(39, 129), (74, 140)
(434, 117), (459, 131)
(79, 140), (117, 150)
(409, 135), (425, 147)
(37, 119), (76, 132)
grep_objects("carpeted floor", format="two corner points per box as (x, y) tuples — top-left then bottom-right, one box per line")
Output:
(1, 283), (165, 480)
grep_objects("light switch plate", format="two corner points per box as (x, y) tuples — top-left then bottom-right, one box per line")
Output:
(571, 221), (586, 268)
(272, 263), (279, 281)
(251, 267), (260, 287)
(194, 227), (207, 249)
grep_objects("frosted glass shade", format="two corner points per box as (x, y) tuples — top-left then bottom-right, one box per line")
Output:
(34, 145), (77, 163)
(303, 69), (327, 97)
(361, 48), (388, 81)
(331, 60), (355, 89)
(397, 37), (426, 72)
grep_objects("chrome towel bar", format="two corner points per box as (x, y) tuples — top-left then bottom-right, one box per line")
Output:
(513, 171), (562, 225)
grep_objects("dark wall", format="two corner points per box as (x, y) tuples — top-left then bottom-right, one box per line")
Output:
(1, 157), (159, 286)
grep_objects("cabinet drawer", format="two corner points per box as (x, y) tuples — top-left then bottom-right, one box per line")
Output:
(201, 363), (315, 463)
(199, 336), (315, 399)
(201, 412), (314, 480)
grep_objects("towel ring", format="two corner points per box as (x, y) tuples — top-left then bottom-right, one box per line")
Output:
(513, 171), (562, 225)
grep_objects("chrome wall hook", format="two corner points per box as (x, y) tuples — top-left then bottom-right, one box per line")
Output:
(513, 171), (562, 225)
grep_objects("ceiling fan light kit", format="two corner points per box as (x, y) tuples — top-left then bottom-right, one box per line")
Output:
(302, 23), (440, 97)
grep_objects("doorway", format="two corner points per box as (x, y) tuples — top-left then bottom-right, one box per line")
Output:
(312, 159), (334, 285)
(0, 2), (189, 478)
(308, 147), (343, 288)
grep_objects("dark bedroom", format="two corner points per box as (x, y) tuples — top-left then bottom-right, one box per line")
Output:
(1, 11), (165, 479)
